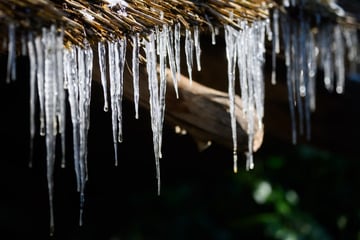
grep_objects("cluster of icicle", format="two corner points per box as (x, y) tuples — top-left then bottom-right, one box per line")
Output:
(272, 5), (359, 144)
(2, 3), (360, 236)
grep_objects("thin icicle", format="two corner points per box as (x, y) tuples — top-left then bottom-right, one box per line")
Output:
(98, 41), (109, 112)
(35, 34), (46, 136)
(307, 31), (317, 112)
(28, 33), (36, 168)
(56, 30), (66, 168)
(21, 33), (27, 56)
(108, 41), (119, 166)
(224, 24), (238, 173)
(174, 23), (181, 84)
(272, 9), (280, 85)
(281, 13), (297, 144)
(194, 25), (202, 71)
(6, 23), (16, 83)
(64, 46), (81, 192)
(334, 25), (345, 94)
(132, 34), (140, 119)
(166, 25), (179, 98)
(78, 42), (93, 226)
(44, 25), (58, 236)
(144, 32), (161, 195)
(185, 28), (194, 85)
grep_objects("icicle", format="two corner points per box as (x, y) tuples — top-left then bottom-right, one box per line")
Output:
(64, 46), (81, 192)
(117, 38), (126, 143)
(343, 27), (359, 74)
(237, 21), (248, 116)
(271, 9), (280, 85)
(166, 25), (179, 98)
(27, 33), (36, 168)
(185, 28), (194, 85)
(194, 25), (202, 71)
(144, 32), (161, 195)
(224, 24), (238, 173)
(21, 33), (27, 56)
(174, 23), (181, 84)
(98, 42), (109, 112)
(77, 42), (93, 226)
(108, 41), (119, 166)
(281, 14), (297, 144)
(319, 24), (335, 92)
(43, 25), (58, 235)
(307, 31), (317, 112)
(6, 23), (16, 83)
(56, 30), (66, 168)
(334, 25), (345, 94)
(132, 34), (140, 119)
(35, 33), (46, 136)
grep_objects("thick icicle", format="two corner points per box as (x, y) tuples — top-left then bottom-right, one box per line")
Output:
(224, 24), (238, 173)
(27, 33), (37, 168)
(194, 25), (202, 71)
(43, 25), (58, 235)
(77, 42), (93, 226)
(108, 41), (119, 166)
(158, 27), (168, 159)
(144, 32), (161, 195)
(6, 23), (16, 83)
(185, 28), (194, 85)
(116, 38), (126, 143)
(132, 34), (140, 119)
(98, 42), (109, 112)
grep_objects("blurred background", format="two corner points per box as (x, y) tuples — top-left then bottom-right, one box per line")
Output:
(1, 30), (360, 240)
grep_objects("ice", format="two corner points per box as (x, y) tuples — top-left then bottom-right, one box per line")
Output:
(98, 41), (109, 112)
(6, 23), (16, 83)
(194, 25), (202, 71)
(224, 20), (267, 171)
(334, 25), (345, 94)
(107, 41), (119, 166)
(117, 38), (126, 143)
(174, 23), (181, 84)
(281, 13), (297, 144)
(132, 34), (140, 118)
(78, 42), (93, 225)
(271, 9), (280, 85)
(43, 25), (58, 235)
(144, 32), (162, 195)
(64, 46), (81, 193)
(185, 28), (194, 85)
(166, 25), (179, 98)
(224, 24), (238, 173)
(27, 33), (36, 168)
(56, 29), (66, 168)
(35, 34), (46, 137)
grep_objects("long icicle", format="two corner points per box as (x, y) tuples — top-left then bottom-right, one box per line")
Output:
(44, 25), (58, 236)
(108, 41), (119, 166)
(27, 33), (37, 168)
(132, 34), (140, 119)
(224, 24), (238, 173)
(144, 32), (161, 195)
